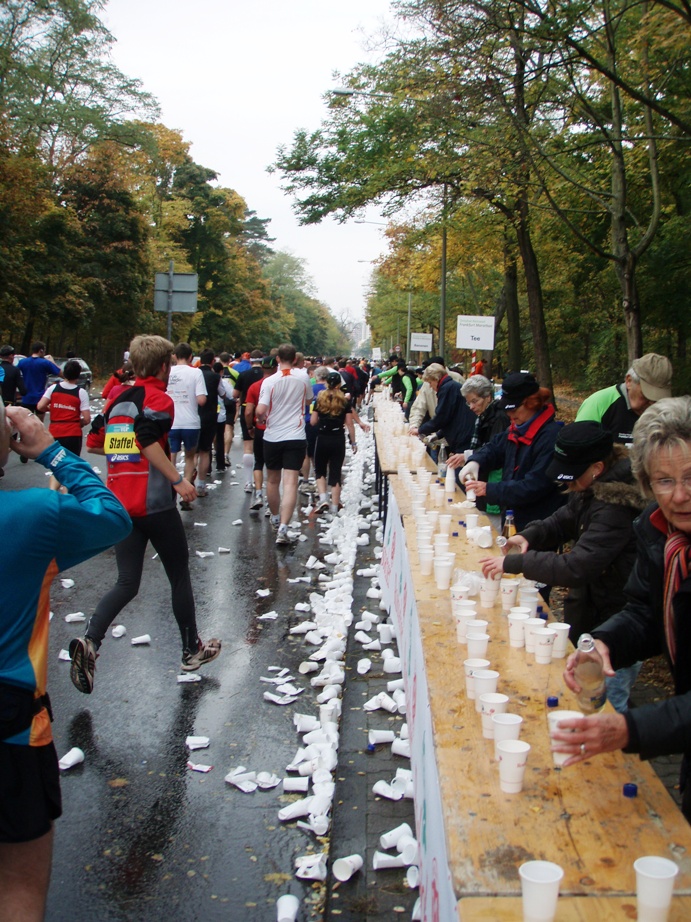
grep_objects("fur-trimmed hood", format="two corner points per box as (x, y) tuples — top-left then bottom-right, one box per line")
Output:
(590, 448), (646, 512)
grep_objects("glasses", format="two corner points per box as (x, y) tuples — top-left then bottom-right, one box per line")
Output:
(650, 477), (691, 496)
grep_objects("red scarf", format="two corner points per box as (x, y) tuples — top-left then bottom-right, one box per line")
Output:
(663, 525), (691, 665)
(506, 403), (555, 446)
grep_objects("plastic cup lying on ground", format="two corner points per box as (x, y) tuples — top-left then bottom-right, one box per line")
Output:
(333, 853), (364, 882)
(519, 860), (564, 922)
(496, 739), (530, 793)
(634, 855), (679, 922)
(276, 893), (300, 922)
(379, 822), (413, 850)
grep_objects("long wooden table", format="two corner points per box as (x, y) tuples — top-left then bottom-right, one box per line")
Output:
(386, 471), (691, 919)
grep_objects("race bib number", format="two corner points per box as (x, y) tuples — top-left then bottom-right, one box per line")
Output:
(104, 422), (140, 463)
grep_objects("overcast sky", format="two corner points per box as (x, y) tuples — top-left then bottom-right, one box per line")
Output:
(102, 0), (396, 325)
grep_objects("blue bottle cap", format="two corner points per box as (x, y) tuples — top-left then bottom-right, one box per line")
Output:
(366, 743), (376, 753)
(452, 532), (459, 537)
(547, 696), (559, 708)
(623, 783), (638, 798)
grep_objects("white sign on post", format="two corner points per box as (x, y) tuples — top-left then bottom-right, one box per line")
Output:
(456, 315), (496, 350)
(410, 332), (433, 352)
(371, 347), (382, 362)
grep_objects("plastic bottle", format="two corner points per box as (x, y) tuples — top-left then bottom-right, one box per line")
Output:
(496, 510), (520, 564)
(437, 444), (448, 479)
(502, 510), (517, 540)
(573, 634), (607, 714)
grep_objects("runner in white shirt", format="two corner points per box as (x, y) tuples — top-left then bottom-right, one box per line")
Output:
(256, 343), (310, 545)
(166, 343), (207, 495)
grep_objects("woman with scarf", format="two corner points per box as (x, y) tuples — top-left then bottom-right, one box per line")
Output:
(552, 397), (691, 823)
(458, 372), (564, 531)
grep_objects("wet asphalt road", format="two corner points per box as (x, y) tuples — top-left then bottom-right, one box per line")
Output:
(1, 428), (399, 922)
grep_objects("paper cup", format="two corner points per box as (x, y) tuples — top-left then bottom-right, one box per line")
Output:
(475, 527), (493, 548)
(283, 776), (310, 792)
(463, 658), (490, 699)
(333, 853), (364, 882)
(379, 822), (413, 850)
(368, 729), (395, 745)
(523, 618), (545, 653)
(634, 855), (679, 922)
(372, 850), (406, 870)
(533, 627), (556, 664)
(451, 598), (477, 616)
(433, 558), (454, 590)
(547, 709), (584, 766)
(496, 739), (530, 793)
(58, 746), (85, 770)
(500, 579), (519, 611)
(479, 692), (509, 737)
(481, 577), (500, 596)
(519, 860), (564, 922)
(418, 549), (434, 576)
(450, 583), (470, 601)
(508, 611), (530, 648)
(465, 513), (479, 528)
(473, 670), (500, 710)
(276, 893), (300, 922)
(438, 513), (452, 535)
(548, 622), (571, 659)
(131, 634), (151, 645)
(480, 588), (497, 610)
(465, 618), (488, 634)
(466, 632), (490, 658)
(492, 713), (523, 758)
(455, 611), (478, 644)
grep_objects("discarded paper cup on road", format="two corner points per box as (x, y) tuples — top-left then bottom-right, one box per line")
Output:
(368, 729), (395, 745)
(548, 622), (571, 659)
(283, 776), (310, 793)
(533, 627), (556, 664)
(333, 853), (364, 882)
(372, 850), (406, 870)
(391, 737), (411, 758)
(357, 658), (372, 675)
(466, 631), (490, 658)
(379, 821), (413, 850)
(294, 713), (320, 733)
(58, 747), (85, 770)
(276, 893), (300, 922)
(492, 713), (524, 758)
(496, 739), (531, 793)
(479, 693), (510, 737)
(634, 855), (679, 922)
(463, 658), (490, 699)
(377, 623), (394, 644)
(519, 860), (564, 922)
(407, 865), (420, 889)
(473, 670), (500, 710)
(299, 660), (319, 674)
(131, 634), (151, 645)
(383, 657), (402, 674)
(111, 625), (126, 638)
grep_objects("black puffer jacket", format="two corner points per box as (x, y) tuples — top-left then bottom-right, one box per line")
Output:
(418, 375), (475, 453)
(503, 452), (646, 641)
(594, 505), (691, 763)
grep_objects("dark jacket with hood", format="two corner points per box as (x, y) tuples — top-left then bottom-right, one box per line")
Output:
(503, 449), (646, 641)
(593, 504), (691, 774)
(418, 374), (475, 453)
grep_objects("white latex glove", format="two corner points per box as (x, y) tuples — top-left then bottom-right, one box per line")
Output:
(458, 461), (479, 484)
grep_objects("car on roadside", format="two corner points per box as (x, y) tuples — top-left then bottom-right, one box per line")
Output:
(47, 358), (93, 393)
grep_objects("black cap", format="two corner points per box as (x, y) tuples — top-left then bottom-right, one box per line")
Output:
(422, 355), (445, 370)
(0, 345), (15, 357)
(326, 371), (343, 388)
(546, 422), (614, 483)
(499, 372), (540, 410)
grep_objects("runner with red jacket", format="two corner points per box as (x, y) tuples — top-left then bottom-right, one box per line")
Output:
(37, 359), (90, 492)
(68, 335), (221, 694)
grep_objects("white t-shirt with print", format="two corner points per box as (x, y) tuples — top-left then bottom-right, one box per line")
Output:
(258, 368), (310, 443)
(167, 364), (207, 430)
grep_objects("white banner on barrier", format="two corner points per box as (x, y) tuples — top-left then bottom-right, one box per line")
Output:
(380, 489), (457, 922)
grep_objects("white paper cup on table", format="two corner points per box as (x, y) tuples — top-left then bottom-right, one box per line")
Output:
(533, 627), (557, 664)
(463, 658), (490, 698)
(549, 622), (571, 658)
(433, 557), (454, 590)
(333, 853), (364, 882)
(492, 713), (524, 758)
(496, 739), (531, 793)
(379, 822), (413, 850)
(465, 618), (488, 635)
(479, 692), (509, 737)
(519, 860), (564, 922)
(508, 611), (530, 647)
(475, 526), (493, 548)
(465, 513), (479, 528)
(418, 548), (434, 576)
(473, 670), (500, 710)
(480, 588), (497, 610)
(450, 583), (470, 601)
(455, 611), (478, 644)
(509, 605), (532, 618)
(500, 579), (519, 611)
(437, 512), (451, 534)
(452, 597), (477, 614)
(481, 576), (500, 596)
(276, 893), (300, 922)
(547, 709), (584, 766)
(634, 856), (679, 922)
(466, 632), (490, 658)
(523, 618), (546, 653)
(518, 589), (540, 615)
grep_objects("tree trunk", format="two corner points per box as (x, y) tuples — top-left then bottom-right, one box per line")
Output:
(514, 199), (554, 394)
(503, 246), (521, 374)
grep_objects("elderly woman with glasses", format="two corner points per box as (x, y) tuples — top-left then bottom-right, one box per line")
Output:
(553, 397), (691, 819)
